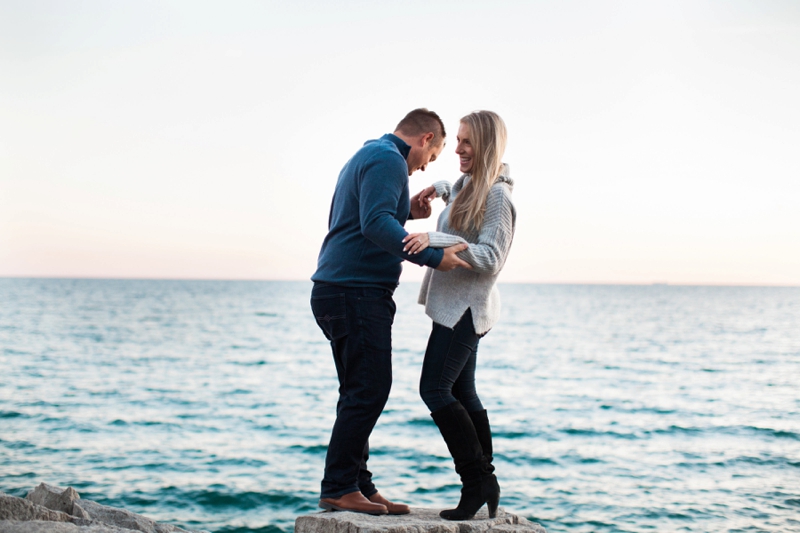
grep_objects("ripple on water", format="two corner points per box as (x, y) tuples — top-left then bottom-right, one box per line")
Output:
(1, 280), (799, 533)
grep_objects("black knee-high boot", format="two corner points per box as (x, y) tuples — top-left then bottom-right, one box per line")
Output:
(468, 409), (495, 475)
(431, 402), (500, 520)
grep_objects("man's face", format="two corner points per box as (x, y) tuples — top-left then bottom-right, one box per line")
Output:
(406, 135), (444, 176)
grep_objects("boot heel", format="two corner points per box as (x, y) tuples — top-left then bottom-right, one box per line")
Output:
(487, 494), (499, 518)
(485, 475), (500, 518)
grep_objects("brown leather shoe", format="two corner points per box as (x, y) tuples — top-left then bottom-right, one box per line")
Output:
(368, 492), (411, 515)
(319, 491), (388, 515)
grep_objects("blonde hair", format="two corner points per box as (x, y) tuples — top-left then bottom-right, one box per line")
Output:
(449, 110), (508, 232)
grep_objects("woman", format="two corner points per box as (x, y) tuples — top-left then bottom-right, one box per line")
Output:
(403, 110), (516, 520)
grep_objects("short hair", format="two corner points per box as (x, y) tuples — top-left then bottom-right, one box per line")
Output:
(395, 108), (446, 146)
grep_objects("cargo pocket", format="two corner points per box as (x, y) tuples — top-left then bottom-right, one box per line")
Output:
(311, 293), (348, 341)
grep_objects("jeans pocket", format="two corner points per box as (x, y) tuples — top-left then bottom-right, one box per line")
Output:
(311, 293), (348, 341)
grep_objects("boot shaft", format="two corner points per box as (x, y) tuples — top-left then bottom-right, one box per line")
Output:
(431, 402), (501, 520)
(468, 409), (495, 474)
(467, 409), (493, 458)
(430, 402), (484, 467)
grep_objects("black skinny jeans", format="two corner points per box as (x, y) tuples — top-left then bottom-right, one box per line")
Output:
(419, 308), (485, 413)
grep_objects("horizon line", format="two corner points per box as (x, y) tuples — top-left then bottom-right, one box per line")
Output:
(1, 275), (798, 288)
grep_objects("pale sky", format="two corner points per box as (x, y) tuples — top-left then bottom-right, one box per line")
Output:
(1, 0), (799, 285)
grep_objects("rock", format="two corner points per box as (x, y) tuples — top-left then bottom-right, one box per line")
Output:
(5, 484), (203, 533)
(25, 484), (82, 516)
(0, 493), (73, 523)
(0, 520), (139, 533)
(294, 507), (547, 533)
(72, 502), (92, 520)
(68, 501), (190, 533)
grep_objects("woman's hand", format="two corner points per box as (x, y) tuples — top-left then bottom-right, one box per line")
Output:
(402, 232), (430, 255)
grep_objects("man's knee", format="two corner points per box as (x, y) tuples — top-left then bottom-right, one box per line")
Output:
(349, 370), (391, 408)
(370, 376), (392, 407)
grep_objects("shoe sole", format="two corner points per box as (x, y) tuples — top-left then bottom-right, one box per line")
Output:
(319, 501), (388, 515)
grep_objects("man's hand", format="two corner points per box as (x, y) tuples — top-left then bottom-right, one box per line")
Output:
(436, 243), (472, 271)
(410, 185), (436, 219)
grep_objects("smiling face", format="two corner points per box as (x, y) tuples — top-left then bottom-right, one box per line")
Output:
(455, 121), (475, 174)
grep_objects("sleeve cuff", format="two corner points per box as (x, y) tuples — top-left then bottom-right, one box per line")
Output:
(428, 231), (468, 248)
(425, 248), (444, 269)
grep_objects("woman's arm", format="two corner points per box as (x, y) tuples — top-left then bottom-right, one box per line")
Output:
(403, 231), (466, 255)
(453, 184), (516, 275)
(432, 174), (468, 205)
(403, 184), (516, 273)
(432, 181), (453, 205)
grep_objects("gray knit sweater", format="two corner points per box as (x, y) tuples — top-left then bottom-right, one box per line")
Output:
(418, 164), (516, 334)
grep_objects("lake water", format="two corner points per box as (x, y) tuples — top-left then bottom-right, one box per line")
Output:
(1, 279), (799, 533)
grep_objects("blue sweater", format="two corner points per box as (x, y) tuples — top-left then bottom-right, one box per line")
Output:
(312, 134), (444, 288)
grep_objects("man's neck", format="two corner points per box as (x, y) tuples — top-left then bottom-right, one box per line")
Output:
(392, 131), (416, 148)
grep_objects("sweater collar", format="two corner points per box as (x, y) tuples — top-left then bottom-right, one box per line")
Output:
(381, 133), (411, 160)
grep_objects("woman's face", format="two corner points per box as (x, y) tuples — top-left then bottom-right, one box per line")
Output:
(455, 122), (474, 174)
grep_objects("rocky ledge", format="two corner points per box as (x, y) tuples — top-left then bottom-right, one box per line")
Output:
(0, 483), (205, 533)
(295, 507), (546, 533)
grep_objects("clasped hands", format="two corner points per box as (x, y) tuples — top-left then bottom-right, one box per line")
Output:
(405, 186), (471, 272)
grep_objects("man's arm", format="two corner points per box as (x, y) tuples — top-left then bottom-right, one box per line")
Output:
(359, 155), (443, 268)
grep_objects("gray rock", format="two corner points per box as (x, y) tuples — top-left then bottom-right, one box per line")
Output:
(75, 501), (190, 533)
(294, 507), (546, 533)
(0, 493), (73, 523)
(0, 520), (139, 533)
(72, 502), (92, 520)
(15, 484), (200, 533)
(25, 484), (82, 516)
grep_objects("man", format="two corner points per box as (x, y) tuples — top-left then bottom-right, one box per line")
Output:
(310, 108), (471, 515)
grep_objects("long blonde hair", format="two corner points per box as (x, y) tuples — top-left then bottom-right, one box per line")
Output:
(449, 110), (508, 232)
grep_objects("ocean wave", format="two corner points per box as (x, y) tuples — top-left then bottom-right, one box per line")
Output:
(412, 483), (461, 494)
(207, 458), (268, 468)
(677, 455), (800, 469)
(215, 525), (285, 533)
(188, 488), (307, 510)
(288, 444), (327, 455)
(560, 428), (640, 439)
(104, 486), (312, 513)
(407, 417), (437, 427)
(501, 453), (559, 466)
(653, 425), (800, 440)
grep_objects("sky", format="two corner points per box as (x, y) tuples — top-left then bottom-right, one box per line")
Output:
(1, 0), (799, 285)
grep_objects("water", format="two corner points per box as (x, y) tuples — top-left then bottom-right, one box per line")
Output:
(1, 279), (799, 533)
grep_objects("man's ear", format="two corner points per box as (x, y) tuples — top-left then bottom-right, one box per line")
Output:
(421, 132), (435, 146)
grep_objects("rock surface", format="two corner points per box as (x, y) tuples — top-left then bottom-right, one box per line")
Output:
(0, 521), (139, 533)
(75, 500), (189, 533)
(295, 507), (547, 533)
(0, 493), (73, 523)
(0, 484), (203, 533)
(25, 484), (82, 516)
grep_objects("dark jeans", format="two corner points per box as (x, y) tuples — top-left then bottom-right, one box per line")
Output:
(310, 282), (395, 499)
(419, 308), (485, 413)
